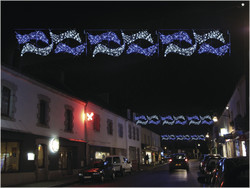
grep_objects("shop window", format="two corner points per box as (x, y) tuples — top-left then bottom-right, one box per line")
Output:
(1, 80), (17, 120)
(37, 94), (50, 127)
(133, 126), (135, 140)
(93, 114), (100, 132)
(59, 150), (68, 169)
(118, 123), (123, 138)
(38, 144), (45, 168)
(128, 124), (132, 139)
(95, 152), (110, 160)
(64, 105), (74, 132)
(107, 119), (113, 135)
(1, 142), (20, 172)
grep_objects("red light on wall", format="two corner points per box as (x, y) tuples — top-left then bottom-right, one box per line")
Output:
(81, 111), (86, 122)
(87, 112), (94, 121)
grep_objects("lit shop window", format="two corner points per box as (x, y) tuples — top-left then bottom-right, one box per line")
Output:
(38, 144), (45, 168)
(95, 152), (110, 160)
(1, 142), (20, 172)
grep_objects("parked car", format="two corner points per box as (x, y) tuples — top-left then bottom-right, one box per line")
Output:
(198, 157), (249, 187)
(169, 153), (189, 172)
(199, 154), (221, 173)
(105, 155), (132, 176)
(78, 160), (115, 183)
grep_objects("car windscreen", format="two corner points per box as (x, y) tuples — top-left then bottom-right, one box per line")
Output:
(173, 154), (186, 159)
(93, 162), (104, 168)
(113, 157), (121, 164)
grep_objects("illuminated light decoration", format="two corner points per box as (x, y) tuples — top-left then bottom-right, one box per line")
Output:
(200, 115), (212, 121)
(193, 30), (225, 44)
(134, 115), (147, 121)
(175, 120), (187, 125)
(187, 115), (200, 121)
(49, 138), (59, 153)
(160, 31), (193, 45)
(88, 32), (121, 45)
(121, 31), (154, 44)
(126, 44), (158, 56)
(16, 31), (49, 44)
(189, 120), (202, 125)
(92, 43), (125, 57)
(161, 116), (174, 121)
(21, 43), (53, 56)
(148, 120), (161, 125)
(201, 120), (214, 125)
(87, 112), (94, 121)
(161, 135), (205, 141)
(164, 43), (197, 57)
(135, 120), (148, 125)
(54, 43), (86, 56)
(174, 115), (185, 120)
(198, 43), (230, 56)
(50, 30), (82, 44)
(162, 120), (175, 125)
(146, 115), (159, 121)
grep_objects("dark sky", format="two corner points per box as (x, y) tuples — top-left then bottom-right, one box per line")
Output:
(1, 1), (249, 119)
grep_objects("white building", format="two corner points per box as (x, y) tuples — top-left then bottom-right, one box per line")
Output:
(141, 127), (162, 164)
(85, 102), (141, 167)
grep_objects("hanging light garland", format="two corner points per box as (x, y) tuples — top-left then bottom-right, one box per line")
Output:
(161, 134), (206, 141)
(16, 31), (49, 44)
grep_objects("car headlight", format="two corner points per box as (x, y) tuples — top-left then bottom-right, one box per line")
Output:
(79, 173), (83, 176)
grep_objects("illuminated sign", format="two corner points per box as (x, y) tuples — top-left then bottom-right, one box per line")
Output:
(15, 29), (230, 58)
(27, 152), (35, 160)
(49, 138), (59, 153)
(87, 112), (94, 121)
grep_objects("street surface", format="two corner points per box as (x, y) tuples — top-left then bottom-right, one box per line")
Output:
(70, 159), (204, 187)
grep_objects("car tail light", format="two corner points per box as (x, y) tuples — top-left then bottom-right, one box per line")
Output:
(220, 181), (224, 187)
(169, 158), (172, 162)
(185, 158), (188, 162)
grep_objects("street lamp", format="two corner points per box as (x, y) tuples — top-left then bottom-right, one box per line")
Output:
(213, 116), (218, 122)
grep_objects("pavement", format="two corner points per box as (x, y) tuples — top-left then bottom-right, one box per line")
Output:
(9, 163), (167, 187)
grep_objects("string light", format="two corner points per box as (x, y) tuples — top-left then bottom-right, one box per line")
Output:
(160, 31), (193, 45)
(193, 30), (225, 44)
(50, 30), (82, 44)
(16, 31), (49, 44)
(126, 44), (158, 56)
(135, 114), (215, 125)
(54, 43), (86, 55)
(164, 43), (197, 57)
(161, 134), (205, 141)
(92, 43), (125, 57)
(88, 32), (121, 45)
(21, 43), (53, 56)
(198, 43), (230, 56)
(121, 31), (154, 44)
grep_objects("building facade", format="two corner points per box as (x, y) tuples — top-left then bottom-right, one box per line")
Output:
(213, 75), (249, 157)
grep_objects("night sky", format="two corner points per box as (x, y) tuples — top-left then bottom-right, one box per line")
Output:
(1, 1), (249, 140)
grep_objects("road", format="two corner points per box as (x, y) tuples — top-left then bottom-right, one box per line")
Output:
(70, 159), (204, 187)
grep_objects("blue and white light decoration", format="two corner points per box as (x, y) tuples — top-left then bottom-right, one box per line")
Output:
(15, 29), (230, 57)
(134, 115), (214, 126)
(161, 134), (206, 141)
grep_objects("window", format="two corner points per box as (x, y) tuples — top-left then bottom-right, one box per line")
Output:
(133, 126), (135, 140)
(118, 123), (123, 138)
(38, 144), (45, 168)
(93, 114), (100, 132)
(128, 124), (132, 139)
(107, 119), (113, 135)
(1, 80), (17, 120)
(64, 106), (73, 132)
(1, 86), (11, 116)
(37, 94), (50, 127)
(136, 128), (139, 141)
(1, 142), (20, 172)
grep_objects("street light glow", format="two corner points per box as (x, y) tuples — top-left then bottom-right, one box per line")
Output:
(241, 3), (245, 7)
(213, 116), (218, 122)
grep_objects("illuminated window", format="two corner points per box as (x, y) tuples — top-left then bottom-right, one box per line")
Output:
(118, 123), (123, 138)
(1, 142), (20, 172)
(38, 144), (45, 168)
(37, 94), (50, 127)
(107, 119), (113, 135)
(64, 105), (74, 132)
(93, 114), (100, 132)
